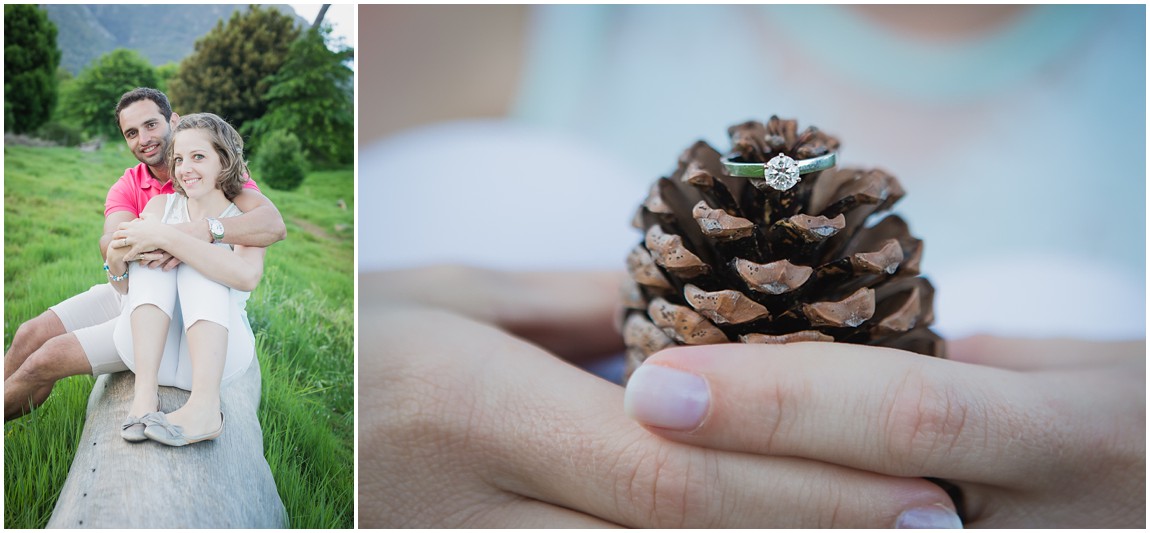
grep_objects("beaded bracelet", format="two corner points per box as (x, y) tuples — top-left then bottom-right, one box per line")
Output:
(104, 262), (128, 282)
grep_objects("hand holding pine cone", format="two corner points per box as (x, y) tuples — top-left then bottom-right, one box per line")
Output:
(622, 116), (944, 381)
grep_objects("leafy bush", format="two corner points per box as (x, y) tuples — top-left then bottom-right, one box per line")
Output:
(252, 130), (306, 191)
(33, 121), (84, 147)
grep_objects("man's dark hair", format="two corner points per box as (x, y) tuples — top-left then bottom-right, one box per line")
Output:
(114, 87), (173, 132)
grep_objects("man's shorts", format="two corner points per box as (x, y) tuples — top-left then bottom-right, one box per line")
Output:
(49, 283), (128, 376)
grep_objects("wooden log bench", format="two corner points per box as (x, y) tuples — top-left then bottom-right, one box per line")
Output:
(47, 357), (286, 528)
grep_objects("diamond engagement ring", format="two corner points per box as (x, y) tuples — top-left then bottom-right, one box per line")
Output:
(721, 152), (837, 191)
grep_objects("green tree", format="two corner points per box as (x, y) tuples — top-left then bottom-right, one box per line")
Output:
(167, 5), (299, 134)
(55, 66), (74, 85)
(155, 62), (179, 93)
(4, 5), (61, 133)
(244, 25), (353, 167)
(61, 49), (158, 140)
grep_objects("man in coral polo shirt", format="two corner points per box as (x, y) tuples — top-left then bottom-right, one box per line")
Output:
(3, 87), (286, 420)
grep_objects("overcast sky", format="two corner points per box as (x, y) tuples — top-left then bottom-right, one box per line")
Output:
(290, 4), (355, 69)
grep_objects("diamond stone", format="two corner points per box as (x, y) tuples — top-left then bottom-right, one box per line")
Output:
(764, 154), (800, 191)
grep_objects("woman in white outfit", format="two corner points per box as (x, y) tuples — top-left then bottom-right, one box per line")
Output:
(105, 113), (265, 446)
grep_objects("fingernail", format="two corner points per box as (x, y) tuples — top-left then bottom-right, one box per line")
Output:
(895, 504), (963, 529)
(623, 364), (709, 431)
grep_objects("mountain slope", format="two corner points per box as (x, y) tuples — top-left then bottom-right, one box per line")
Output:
(45, 5), (306, 75)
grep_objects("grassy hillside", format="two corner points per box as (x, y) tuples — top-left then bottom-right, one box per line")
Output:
(3, 142), (354, 528)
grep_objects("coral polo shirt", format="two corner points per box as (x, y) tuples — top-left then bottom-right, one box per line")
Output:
(104, 162), (261, 217)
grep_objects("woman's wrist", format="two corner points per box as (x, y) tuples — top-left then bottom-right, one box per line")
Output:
(150, 223), (176, 250)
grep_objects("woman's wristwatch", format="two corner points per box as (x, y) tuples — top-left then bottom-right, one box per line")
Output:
(207, 218), (225, 243)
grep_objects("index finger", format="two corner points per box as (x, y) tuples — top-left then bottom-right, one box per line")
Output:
(161, 256), (182, 271)
(624, 342), (1059, 485)
(362, 266), (626, 361)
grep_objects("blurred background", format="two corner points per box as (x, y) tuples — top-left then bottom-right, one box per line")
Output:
(359, 4), (1145, 340)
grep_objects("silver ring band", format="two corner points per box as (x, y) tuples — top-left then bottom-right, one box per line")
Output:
(721, 152), (836, 191)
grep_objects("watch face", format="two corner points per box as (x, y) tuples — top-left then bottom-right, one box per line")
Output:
(209, 219), (224, 241)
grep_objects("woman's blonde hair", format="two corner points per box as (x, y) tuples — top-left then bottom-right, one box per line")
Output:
(168, 112), (249, 200)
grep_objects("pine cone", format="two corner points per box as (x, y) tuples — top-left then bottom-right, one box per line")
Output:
(622, 116), (945, 381)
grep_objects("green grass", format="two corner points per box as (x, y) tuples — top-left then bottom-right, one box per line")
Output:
(3, 143), (354, 528)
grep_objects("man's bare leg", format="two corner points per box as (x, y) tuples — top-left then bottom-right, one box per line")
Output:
(4, 332), (94, 420)
(5, 310), (67, 380)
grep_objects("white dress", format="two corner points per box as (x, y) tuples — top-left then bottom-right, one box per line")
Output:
(113, 194), (256, 391)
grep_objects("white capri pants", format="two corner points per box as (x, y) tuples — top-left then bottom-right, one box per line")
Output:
(112, 261), (254, 391)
